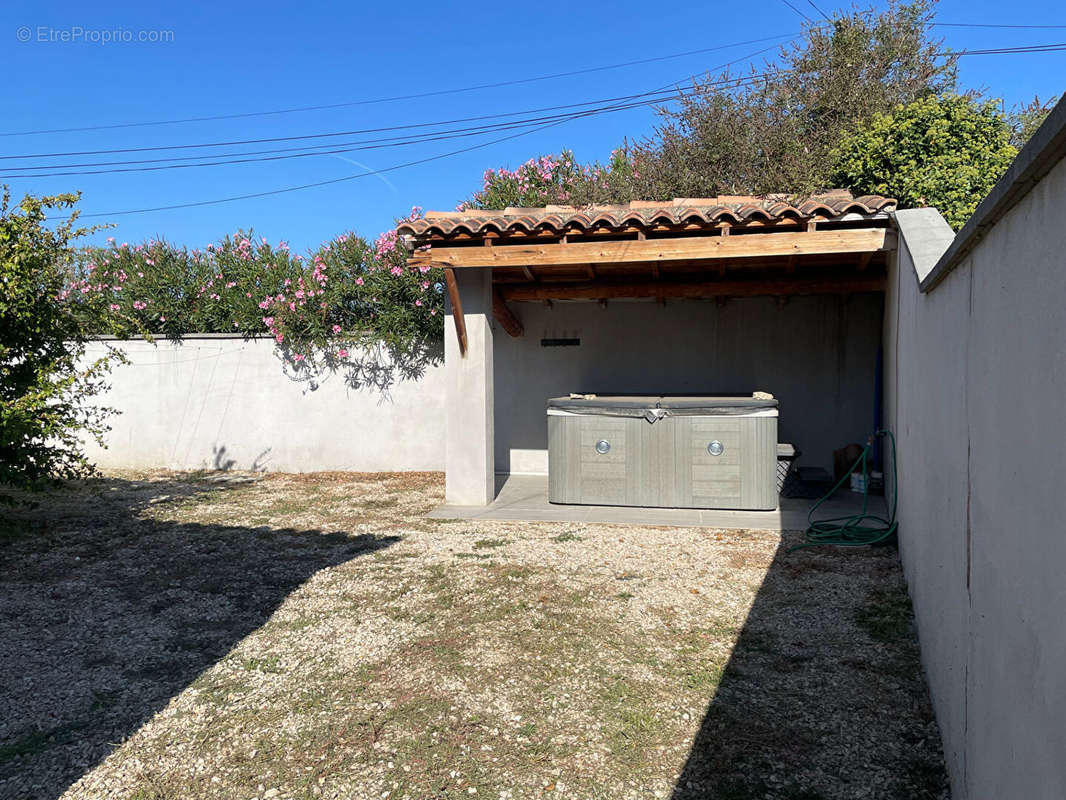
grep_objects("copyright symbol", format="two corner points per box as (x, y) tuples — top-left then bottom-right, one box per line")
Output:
(16, 26), (31, 42)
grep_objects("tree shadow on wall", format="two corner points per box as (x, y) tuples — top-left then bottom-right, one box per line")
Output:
(0, 474), (398, 800)
(276, 336), (443, 397)
(671, 536), (949, 800)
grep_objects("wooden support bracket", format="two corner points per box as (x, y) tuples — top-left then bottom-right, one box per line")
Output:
(443, 267), (467, 357)
(492, 289), (524, 337)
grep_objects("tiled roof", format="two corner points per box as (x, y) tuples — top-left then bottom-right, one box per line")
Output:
(397, 191), (896, 239)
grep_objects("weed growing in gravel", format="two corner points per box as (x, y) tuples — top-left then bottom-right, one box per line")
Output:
(550, 531), (584, 543)
(856, 586), (914, 642)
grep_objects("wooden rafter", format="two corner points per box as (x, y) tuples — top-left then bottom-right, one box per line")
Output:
(492, 289), (523, 337)
(498, 276), (885, 302)
(443, 268), (467, 356)
(412, 228), (891, 270)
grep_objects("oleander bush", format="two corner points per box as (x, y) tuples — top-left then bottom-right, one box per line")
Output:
(60, 208), (445, 380)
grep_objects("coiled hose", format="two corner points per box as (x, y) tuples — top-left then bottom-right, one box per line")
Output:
(789, 429), (898, 551)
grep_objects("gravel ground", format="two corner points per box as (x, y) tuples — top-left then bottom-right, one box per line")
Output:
(0, 471), (948, 800)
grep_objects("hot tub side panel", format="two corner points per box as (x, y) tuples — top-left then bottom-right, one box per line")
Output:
(548, 414), (777, 510)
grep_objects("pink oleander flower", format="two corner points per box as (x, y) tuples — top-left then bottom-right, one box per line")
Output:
(332, 324), (341, 334)
(109, 303), (120, 311)
(275, 333), (284, 343)
(263, 316), (275, 327)
(293, 354), (305, 362)
(337, 349), (348, 358)
(415, 300), (422, 307)
(355, 277), (364, 286)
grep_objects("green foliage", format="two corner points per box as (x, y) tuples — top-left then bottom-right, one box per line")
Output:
(1008, 95), (1060, 150)
(61, 210), (444, 381)
(464, 1), (963, 211)
(0, 189), (116, 494)
(831, 94), (1017, 229)
(625, 0), (956, 199)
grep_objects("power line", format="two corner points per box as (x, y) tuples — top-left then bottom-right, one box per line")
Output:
(0, 85), (721, 162)
(0, 95), (691, 179)
(55, 40), (1066, 217)
(74, 115), (589, 219)
(69, 46), (785, 218)
(805, 0), (833, 23)
(932, 22), (1066, 29)
(779, 0), (814, 23)
(7, 39), (1058, 170)
(0, 41), (790, 165)
(2, 18), (1059, 142)
(0, 33), (799, 139)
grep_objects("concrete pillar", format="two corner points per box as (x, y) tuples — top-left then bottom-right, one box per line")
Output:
(444, 268), (495, 505)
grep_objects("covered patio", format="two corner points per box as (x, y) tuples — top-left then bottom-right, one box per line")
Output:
(398, 191), (897, 523)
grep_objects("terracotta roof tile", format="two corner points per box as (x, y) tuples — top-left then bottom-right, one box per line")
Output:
(398, 192), (895, 239)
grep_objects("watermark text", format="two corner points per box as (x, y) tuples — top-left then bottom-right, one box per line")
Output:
(16, 25), (175, 44)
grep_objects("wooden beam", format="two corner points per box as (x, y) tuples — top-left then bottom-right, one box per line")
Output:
(499, 276), (886, 302)
(443, 268), (467, 357)
(521, 266), (535, 281)
(414, 228), (891, 270)
(492, 289), (523, 338)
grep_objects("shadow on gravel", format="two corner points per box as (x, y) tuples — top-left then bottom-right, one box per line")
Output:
(671, 537), (950, 800)
(0, 475), (398, 800)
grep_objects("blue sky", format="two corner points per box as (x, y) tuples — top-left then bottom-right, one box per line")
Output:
(2, 0), (1063, 253)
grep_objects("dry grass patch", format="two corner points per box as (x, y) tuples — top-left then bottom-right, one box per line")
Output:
(0, 470), (946, 800)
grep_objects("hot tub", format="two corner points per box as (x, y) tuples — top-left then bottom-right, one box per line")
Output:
(547, 395), (778, 510)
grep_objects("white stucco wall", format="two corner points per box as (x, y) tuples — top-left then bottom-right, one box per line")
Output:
(493, 294), (885, 475)
(888, 156), (1066, 799)
(82, 336), (446, 473)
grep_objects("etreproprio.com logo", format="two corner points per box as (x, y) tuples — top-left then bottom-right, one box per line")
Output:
(16, 25), (175, 44)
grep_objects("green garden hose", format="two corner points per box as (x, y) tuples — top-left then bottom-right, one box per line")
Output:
(789, 429), (898, 551)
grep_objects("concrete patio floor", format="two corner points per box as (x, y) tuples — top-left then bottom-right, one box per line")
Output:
(428, 473), (874, 530)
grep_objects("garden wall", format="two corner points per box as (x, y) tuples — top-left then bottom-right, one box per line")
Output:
(886, 101), (1066, 799)
(82, 336), (446, 473)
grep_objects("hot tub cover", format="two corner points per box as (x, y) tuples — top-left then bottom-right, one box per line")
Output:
(547, 394), (778, 423)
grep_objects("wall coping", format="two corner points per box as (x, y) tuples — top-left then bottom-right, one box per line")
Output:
(893, 208), (956, 286)
(90, 333), (268, 342)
